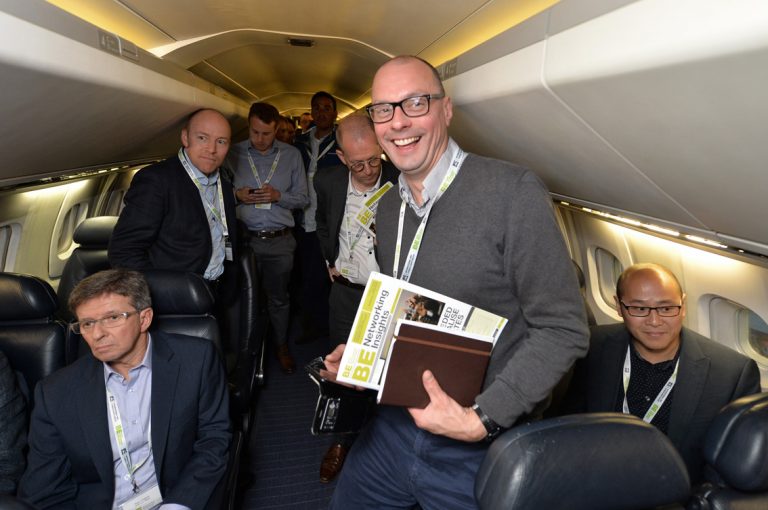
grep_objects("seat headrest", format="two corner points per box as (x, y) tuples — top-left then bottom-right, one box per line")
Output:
(142, 270), (215, 315)
(0, 273), (58, 320)
(703, 392), (768, 492)
(475, 413), (690, 510)
(72, 216), (119, 246)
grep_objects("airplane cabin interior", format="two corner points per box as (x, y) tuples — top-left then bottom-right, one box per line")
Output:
(0, 0), (766, 509)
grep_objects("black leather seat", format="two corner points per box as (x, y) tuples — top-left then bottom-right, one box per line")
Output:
(688, 392), (768, 509)
(0, 273), (67, 403)
(143, 270), (222, 348)
(56, 216), (118, 321)
(475, 413), (690, 510)
(141, 270), (240, 510)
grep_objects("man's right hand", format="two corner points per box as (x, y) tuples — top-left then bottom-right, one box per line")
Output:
(324, 344), (346, 375)
(327, 266), (341, 283)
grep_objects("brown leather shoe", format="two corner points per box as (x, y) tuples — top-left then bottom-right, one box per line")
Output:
(276, 344), (295, 374)
(320, 442), (348, 483)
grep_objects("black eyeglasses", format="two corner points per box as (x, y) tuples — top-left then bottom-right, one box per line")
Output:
(70, 310), (141, 334)
(619, 301), (682, 317)
(366, 94), (444, 123)
(349, 157), (382, 173)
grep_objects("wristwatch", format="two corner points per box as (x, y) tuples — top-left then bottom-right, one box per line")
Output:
(471, 403), (503, 442)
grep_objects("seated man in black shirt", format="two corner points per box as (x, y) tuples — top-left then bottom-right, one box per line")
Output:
(563, 262), (761, 482)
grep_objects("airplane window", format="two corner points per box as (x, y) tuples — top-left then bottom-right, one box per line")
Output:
(56, 202), (88, 256)
(709, 297), (768, 364)
(743, 309), (768, 359)
(0, 223), (20, 272)
(0, 225), (10, 270)
(104, 189), (126, 216)
(595, 247), (623, 306)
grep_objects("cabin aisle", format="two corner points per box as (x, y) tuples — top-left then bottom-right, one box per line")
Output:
(240, 333), (338, 509)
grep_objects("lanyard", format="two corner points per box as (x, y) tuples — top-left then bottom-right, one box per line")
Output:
(246, 147), (281, 188)
(344, 180), (392, 259)
(622, 346), (680, 424)
(107, 389), (152, 494)
(309, 140), (335, 178)
(178, 149), (229, 238)
(392, 149), (467, 282)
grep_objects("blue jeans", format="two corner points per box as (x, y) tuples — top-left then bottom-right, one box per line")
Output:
(329, 407), (488, 510)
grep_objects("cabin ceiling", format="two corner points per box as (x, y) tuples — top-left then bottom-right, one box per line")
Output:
(46, 0), (558, 116)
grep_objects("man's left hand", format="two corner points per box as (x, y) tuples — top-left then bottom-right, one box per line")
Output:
(408, 370), (487, 442)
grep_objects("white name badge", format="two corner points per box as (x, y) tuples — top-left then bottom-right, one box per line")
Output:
(119, 484), (163, 510)
(339, 262), (359, 280)
(254, 203), (272, 210)
(225, 241), (234, 261)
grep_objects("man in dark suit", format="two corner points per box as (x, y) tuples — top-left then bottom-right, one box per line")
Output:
(19, 269), (230, 509)
(563, 263), (761, 482)
(108, 108), (237, 299)
(313, 114), (398, 482)
(294, 91), (344, 341)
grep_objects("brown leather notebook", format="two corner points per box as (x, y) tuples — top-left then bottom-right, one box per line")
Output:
(378, 321), (492, 408)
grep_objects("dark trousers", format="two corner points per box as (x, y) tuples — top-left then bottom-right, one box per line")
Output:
(329, 407), (488, 510)
(295, 228), (330, 336)
(328, 281), (364, 347)
(250, 234), (295, 347)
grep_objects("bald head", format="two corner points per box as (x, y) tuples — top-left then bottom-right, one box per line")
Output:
(335, 114), (384, 190)
(616, 263), (683, 301)
(180, 108), (231, 175)
(374, 56), (445, 96)
(336, 114), (377, 151)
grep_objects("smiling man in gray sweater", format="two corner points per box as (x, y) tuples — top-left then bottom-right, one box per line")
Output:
(324, 55), (589, 510)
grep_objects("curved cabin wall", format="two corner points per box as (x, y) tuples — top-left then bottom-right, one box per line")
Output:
(0, 0), (248, 186)
(443, 0), (768, 258)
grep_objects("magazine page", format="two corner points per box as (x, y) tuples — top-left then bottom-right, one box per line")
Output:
(336, 272), (508, 389)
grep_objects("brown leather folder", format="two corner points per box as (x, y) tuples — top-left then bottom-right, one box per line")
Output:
(378, 322), (492, 408)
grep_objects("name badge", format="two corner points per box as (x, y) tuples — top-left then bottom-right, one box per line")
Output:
(254, 203), (272, 210)
(119, 484), (163, 510)
(339, 262), (359, 280)
(225, 240), (233, 261)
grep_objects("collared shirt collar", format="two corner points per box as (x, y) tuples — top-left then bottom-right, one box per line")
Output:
(248, 141), (278, 157)
(348, 174), (382, 197)
(103, 333), (153, 383)
(398, 138), (459, 216)
(182, 148), (219, 186)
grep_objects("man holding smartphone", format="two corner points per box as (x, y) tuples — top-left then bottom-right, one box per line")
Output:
(228, 102), (309, 373)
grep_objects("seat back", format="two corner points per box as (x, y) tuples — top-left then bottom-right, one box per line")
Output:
(142, 270), (221, 350)
(475, 413), (690, 510)
(688, 392), (768, 509)
(0, 273), (67, 401)
(57, 216), (118, 321)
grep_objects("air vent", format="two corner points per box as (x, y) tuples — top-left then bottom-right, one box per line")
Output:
(288, 38), (315, 48)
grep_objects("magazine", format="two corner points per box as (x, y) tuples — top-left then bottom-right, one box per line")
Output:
(336, 272), (508, 392)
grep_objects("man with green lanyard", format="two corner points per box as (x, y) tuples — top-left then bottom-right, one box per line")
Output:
(19, 269), (230, 509)
(313, 113), (399, 483)
(562, 263), (761, 482)
(324, 56), (590, 510)
(110, 108), (238, 298)
(230, 102), (309, 374)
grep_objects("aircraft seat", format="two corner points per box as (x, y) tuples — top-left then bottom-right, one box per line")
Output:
(141, 269), (241, 510)
(142, 270), (222, 348)
(688, 392), (768, 509)
(56, 215), (118, 321)
(475, 412), (690, 510)
(0, 273), (67, 402)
